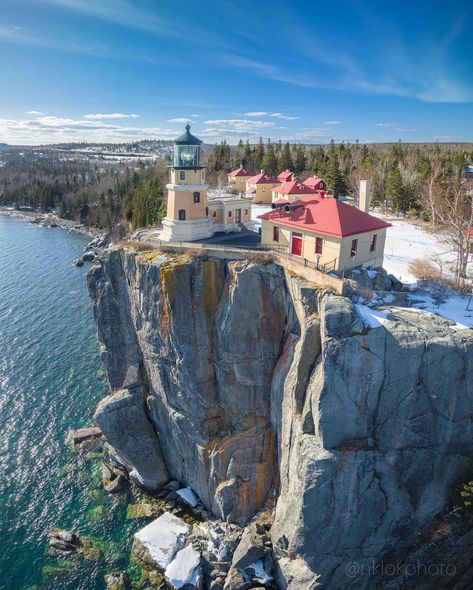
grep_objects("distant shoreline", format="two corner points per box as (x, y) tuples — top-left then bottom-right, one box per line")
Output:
(0, 207), (102, 238)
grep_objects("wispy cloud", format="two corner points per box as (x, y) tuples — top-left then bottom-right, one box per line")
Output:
(26, 110), (45, 115)
(42, 0), (183, 38)
(204, 119), (275, 130)
(323, 121), (342, 125)
(242, 111), (300, 120)
(84, 113), (140, 119)
(0, 115), (179, 144)
(167, 117), (192, 123)
(224, 7), (473, 104)
(376, 123), (395, 127)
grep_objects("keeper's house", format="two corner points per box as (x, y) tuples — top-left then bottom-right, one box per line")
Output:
(272, 179), (321, 203)
(259, 195), (391, 272)
(245, 171), (279, 204)
(228, 168), (254, 193)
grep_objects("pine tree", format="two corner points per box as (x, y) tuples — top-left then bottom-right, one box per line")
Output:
(386, 166), (409, 211)
(278, 143), (294, 173)
(261, 144), (278, 176)
(235, 139), (245, 167)
(294, 145), (307, 176)
(255, 137), (265, 170)
(325, 156), (347, 197)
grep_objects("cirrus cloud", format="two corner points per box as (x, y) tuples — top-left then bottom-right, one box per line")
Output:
(242, 111), (300, 120)
(167, 117), (192, 123)
(84, 113), (140, 119)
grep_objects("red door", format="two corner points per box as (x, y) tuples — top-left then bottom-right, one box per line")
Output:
(291, 233), (303, 256)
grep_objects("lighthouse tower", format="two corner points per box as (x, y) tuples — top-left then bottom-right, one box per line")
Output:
(160, 125), (214, 242)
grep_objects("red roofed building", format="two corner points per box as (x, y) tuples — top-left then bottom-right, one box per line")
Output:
(277, 170), (295, 183)
(303, 176), (326, 191)
(228, 168), (254, 193)
(245, 170), (280, 204)
(259, 196), (391, 271)
(272, 180), (321, 202)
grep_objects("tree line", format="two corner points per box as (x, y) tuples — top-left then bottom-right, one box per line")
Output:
(0, 150), (168, 229)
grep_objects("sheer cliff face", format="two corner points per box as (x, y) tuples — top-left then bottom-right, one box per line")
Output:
(89, 249), (473, 588)
(89, 249), (298, 523)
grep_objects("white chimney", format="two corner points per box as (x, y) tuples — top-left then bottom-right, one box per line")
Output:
(359, 179), (371, 213)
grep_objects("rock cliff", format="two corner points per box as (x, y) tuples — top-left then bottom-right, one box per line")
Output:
(88, 248), (473, 589)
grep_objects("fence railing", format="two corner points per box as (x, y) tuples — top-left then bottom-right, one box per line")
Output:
(130, 234), (346, 293)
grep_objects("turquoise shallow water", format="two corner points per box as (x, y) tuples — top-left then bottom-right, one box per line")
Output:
(0, 216), (134, 590)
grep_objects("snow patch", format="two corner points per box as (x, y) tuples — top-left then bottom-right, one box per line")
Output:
(355, 304), (390, 328)
(247, 559), (272, 584)
(129, 468), (144, 486)
(165, 544), (201, 589)
(176, 487), (199, 507)
(134, 512), (191, 568)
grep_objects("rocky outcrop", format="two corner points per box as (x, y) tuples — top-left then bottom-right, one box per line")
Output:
(271, 296), (473, 589)
(89, 251), (293, 523)
(89, 248), (473, 589)
(94, 386), (168, 490)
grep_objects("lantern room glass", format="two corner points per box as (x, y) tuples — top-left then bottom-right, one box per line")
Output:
(174, 144), (200, 168)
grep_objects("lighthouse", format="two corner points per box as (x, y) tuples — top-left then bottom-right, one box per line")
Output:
(160, 124), (214, 242)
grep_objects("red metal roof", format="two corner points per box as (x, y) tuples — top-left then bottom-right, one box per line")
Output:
(258, 197), (391, 238)
(245, 187), (256, 195)
(303, 176), (325, 189)
(247, 171), (279, 184)
(273, 180), (319, 196)
(228, 167), (253, 177)
(277, 170), (294, 182)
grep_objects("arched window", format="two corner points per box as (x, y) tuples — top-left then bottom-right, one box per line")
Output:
(193, 192), (200, 203)
(178, 209), (186, 221)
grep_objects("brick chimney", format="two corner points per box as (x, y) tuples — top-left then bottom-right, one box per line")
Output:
(359, 179), (371, 213)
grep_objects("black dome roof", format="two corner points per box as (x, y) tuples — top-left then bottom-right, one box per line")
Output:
(174, 124), (202, 145)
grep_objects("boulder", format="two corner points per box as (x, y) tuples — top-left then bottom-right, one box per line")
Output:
(105, 474), (125, 493)
(94, 386), (168, 491)
(72, 257), (84, 267)
(104, 572), (127, 590)
(231, 524), (267, 570)
(82, 250), (96, 262)
(101, 462), (114, 480)
(319, 293), (364, 339)
(67, 426), (102, 448)
(176, 487), (199, 508)
(165, 544), (202, 589)
(49, 529), (82, 553)
(133, 512), (191, 568)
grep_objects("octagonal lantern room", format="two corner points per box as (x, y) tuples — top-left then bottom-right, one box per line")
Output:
(173, 124), (203, 168)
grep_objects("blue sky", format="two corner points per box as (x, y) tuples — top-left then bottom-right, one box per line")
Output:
(0, 0), (472, 144)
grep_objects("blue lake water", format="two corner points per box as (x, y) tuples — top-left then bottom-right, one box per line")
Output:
(0, 215), (134, 590)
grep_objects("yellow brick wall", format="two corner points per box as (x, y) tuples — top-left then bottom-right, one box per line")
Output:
(261, 220), (387, 270)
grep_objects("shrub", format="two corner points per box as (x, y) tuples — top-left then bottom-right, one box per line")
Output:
(408, 258), (441, 282)
(409, 258), (473, 294)
(460, 480), (473, 508)
(244, 251), (276, 265)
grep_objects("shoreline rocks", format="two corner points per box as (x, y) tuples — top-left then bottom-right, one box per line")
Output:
(49, 529), (82, 554)
(67, 426), (103, 449)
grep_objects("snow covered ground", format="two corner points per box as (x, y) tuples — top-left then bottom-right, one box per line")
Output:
(381, 218), (458, 283)
(250, 203), (473, 328)
(251, 204), (272, 225)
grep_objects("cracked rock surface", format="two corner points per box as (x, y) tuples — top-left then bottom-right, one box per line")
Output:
(89, 249), (473, 589)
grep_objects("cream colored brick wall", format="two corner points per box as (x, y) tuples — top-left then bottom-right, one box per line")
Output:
(261, 220), (387, 271)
